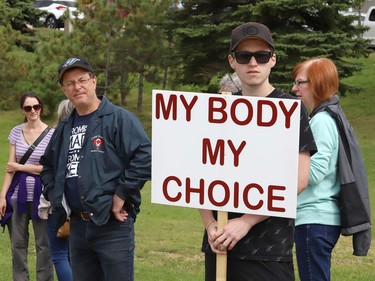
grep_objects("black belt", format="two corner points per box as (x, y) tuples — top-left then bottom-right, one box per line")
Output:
(78, 211), (91, 221)
(74, 211), (117, 222)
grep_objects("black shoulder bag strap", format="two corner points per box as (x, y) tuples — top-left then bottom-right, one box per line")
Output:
(19, 126), (51, 165)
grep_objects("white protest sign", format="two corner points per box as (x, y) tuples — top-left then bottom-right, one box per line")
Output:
(151, 90), (301, 218)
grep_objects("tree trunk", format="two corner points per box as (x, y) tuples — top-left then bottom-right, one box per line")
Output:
(120, 70), (128, 106)
(137, 71), (144, 112)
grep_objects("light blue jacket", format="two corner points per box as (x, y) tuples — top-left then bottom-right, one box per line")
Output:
(296, 111), (340, 226)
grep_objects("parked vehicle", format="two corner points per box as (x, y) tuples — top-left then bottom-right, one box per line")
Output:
(363, 6), (375, 48)
(34, 0), (83, 29)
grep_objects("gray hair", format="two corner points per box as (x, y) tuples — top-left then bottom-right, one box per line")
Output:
(219, 73), (241, 93)
(57, 99), (74, 123)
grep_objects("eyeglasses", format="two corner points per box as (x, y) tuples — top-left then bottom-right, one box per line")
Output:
(293, 80), (309, 87)
(23, 104), (42, 112)
(233, 51), (273, 64)
(62, 76), (93, 89)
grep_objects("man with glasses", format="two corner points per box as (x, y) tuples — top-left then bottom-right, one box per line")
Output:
(199, 22), (317, 281)
(40, 57), (152, 281)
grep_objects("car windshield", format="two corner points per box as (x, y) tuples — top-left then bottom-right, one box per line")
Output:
(34, 0), (77, 8)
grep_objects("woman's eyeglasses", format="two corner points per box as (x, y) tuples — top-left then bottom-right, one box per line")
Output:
(23, 104), (42, 112)
(233, 51), (273, 64)
(293, 80), (309, 87)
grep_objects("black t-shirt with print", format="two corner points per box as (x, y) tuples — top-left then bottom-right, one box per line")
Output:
(201, 89), (317, 261)
(65, 111), (96, 213)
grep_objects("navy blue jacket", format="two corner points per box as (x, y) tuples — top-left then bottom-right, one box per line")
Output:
(40, 96), (151, 227)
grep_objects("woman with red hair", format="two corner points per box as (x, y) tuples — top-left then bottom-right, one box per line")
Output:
(292, 58), (341, 281)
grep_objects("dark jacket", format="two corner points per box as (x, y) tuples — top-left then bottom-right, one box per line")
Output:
(40, 96), (151, 227)
(311, 94), (371, 256)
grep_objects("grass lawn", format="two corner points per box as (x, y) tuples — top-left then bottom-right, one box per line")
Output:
(0, 53), (374, 280)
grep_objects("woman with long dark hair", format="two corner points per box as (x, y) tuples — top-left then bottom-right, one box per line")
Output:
(0, 92), (54, 280)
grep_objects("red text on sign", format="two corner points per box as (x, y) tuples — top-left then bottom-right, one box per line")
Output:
(162, 176), (286, 213)
(202, 138), (246, 167)
(208, 97), (298, 128)
(155, 93), (198, 121)
(154, 94), (298, 129)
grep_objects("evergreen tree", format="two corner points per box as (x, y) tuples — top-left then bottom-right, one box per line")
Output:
(0, 0), (42, 108)
(114, 0), (173, 110)
(3, 0), (369, 113)
(166, 0), (371, 93)
(72, 0), (173, 110)
(26, 0), (173, 113)
(165, 0), (244, 89)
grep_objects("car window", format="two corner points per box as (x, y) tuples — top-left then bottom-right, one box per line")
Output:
(34, 0), (77, 8)
(370, 10), (375, 22)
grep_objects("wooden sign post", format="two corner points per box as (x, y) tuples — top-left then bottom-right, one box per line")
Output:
(216, 211), (228, 281)
(215, 91), (230, 281)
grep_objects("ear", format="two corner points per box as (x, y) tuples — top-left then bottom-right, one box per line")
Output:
(93, 76), (97, 90)
(270, 53), (276, 68)
(228, 53), (236, 69)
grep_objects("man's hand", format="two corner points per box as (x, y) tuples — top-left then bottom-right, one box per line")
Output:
(112, 194), (128, 222)
(211, 217), (252, 251)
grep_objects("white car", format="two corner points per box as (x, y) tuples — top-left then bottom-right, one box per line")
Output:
(362, 6), (375, 48)
(34, 0), (83, 29)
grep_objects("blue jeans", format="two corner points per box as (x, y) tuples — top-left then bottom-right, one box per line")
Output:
(295, 224), (341, 281)
(69, 215), (135, 281)
(47, 213), (72, 281)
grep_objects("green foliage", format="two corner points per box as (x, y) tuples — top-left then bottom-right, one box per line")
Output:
(255, 0), (370, 94)
(0, 1), (38, 107)
(0, 0), (373, 113)
(167, 0), (370, 93)
(5, 0), (43, 33)
(164, 1), (239, 88)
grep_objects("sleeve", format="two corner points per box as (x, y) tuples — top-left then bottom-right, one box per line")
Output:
(115, 112), (152, 210)
(40, 131), (57, 201)
(299, 103), (317, 155)
(308, 112), (339, 185)
(8, 125), (20, 145)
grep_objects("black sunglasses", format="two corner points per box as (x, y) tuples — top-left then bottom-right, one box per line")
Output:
(23, 104), (42, 112)
(233, 51), (273, 64)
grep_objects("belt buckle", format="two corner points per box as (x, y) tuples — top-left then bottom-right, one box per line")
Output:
(80, 211), (91, 221)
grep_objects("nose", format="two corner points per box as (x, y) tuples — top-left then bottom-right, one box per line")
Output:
(73, 81), (82, 89)
(249, 56), (257, 65)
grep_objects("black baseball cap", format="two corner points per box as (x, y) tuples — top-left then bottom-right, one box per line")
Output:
(58, 57), (94, 83)
(230, 22), (274, 52)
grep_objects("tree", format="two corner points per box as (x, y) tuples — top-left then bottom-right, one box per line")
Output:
(0, 0), (42, 109)
(3, 0), (368, 114)
(164, 0), (244, 89)
(71, 0), (174, 110)
(250, 0), (370, 93)
(24, 0), (174, 114)
(166, 0), (371, 93)
(116, 0), (173, 111)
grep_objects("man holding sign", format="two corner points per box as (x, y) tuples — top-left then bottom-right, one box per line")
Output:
(199, 22), (317, 281)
